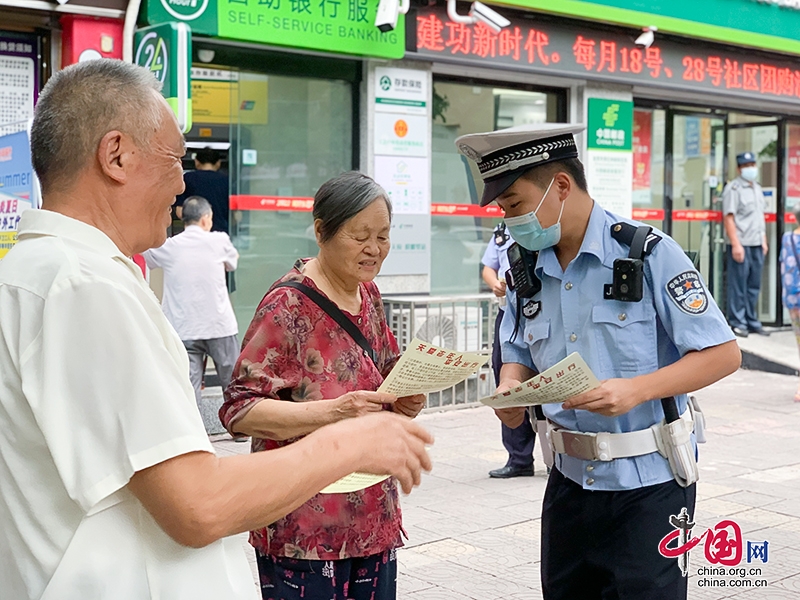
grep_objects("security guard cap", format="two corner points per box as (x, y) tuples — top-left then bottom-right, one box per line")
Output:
(736, 151), (756, 166)
(456, 123), (585, 206)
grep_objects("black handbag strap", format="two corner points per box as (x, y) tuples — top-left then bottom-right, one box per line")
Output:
(790, 231), (800, 265)
(273, 280), (378, 366)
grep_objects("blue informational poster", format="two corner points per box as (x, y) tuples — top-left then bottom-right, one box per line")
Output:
(0, 130), (35, 258)
(685, 117), (701, 158)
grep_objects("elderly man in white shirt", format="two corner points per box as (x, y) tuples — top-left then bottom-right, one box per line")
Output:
(0, 59), (433, 600)
(144, 196), (240, 411)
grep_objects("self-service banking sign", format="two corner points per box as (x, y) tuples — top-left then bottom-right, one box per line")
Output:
(135, 22), (192, 133)
(144, 0), (404, 59)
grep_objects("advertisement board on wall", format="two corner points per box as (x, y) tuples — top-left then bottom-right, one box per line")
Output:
(632, 109), (652, 206)
(373, 66), (431, 278)
(190, 67), (269, 125)
(0, 130), (35, 259)
(788, 124), (800, 208)
(0, 34), (38, 137)
(135, 23), (192, 133)
(586, 98), (633, 218)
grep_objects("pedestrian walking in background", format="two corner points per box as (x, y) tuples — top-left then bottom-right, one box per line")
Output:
(176, 146), (230, 234)
(780, 203), (800, 402)
(723, 151), (769, 338)
(144, 195), (240, 417)
(482, 223), (538, 478)
(0, 60), (432, 600)
(221, 171), (427, 600)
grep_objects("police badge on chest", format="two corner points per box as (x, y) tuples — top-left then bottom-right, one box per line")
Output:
(522, 300), (541, 319)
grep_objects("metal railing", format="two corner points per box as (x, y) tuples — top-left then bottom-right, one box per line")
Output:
(383, 294), (498, 411)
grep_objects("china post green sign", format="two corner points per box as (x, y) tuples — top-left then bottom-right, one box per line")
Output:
(145, 0), (404, 59)
(587, 98), (633, 151)
(135, 22), (192, 133)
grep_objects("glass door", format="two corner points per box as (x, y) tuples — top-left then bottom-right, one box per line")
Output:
(632, 108), (666, 231)
(667, 111), (726, 297)
(229, 71), (355, 333)
(726, 117), (780, 325)
(784, 121), (800, 325)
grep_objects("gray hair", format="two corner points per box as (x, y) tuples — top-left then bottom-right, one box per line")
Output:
(313, 171), (392, 243)
(792, 204), (800, 227)
(30, 59), (163, 193)
(182, 196), (213, 225)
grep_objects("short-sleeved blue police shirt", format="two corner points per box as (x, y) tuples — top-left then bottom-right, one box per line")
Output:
(481, 227), (515, 281)
(500, 201), (734, 491)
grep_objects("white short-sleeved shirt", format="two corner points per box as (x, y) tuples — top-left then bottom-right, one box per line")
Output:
(143, 225), (239, 341)
(0, 210), (257, 600)
(722, 176), (766, 246)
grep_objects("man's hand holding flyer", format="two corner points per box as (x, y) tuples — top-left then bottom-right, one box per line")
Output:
(479, 352), (601, 409)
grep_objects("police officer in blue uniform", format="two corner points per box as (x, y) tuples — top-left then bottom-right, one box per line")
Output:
(482, 224), (537, 478)
(457, 123), (741, 600)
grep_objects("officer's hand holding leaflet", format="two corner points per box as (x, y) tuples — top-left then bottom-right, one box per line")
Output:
(482, 352), (600, 409)
(562, 377), (647, 417)
(493, 368), (526, 428)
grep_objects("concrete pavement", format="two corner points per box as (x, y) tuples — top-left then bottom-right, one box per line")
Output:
(213, 367), (800, 599)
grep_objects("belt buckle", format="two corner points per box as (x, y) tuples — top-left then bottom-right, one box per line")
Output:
(559, 431), (599, 461)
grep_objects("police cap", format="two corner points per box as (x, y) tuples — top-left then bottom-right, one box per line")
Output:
(736, 151), (756, 166)
(456, 123), (585, 206)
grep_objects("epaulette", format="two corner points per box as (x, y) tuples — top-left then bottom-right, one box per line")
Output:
(493, 221), (509, 246)
(610, 221), (662, 256)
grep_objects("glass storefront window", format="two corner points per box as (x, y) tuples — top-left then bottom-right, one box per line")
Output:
(782, 122), (800, 324)
(728, 121), (779, 324)
(430, 80), (563, 295)
(229, 73), (354, 332)
(632, 108), (665, 228)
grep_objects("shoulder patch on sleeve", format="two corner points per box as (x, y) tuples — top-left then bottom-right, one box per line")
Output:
(665, 271), (708, 315)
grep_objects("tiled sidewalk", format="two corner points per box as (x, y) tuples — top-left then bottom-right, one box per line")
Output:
(213, 367), (800, 599)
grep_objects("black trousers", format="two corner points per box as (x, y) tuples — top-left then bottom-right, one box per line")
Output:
(492, 309), (536, 468)
(542, 468), (696, 600)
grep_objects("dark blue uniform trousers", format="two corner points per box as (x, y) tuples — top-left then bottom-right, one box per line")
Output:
(542, 468), (696, 600)
(492, 309), (536, 468)
(726, 244), (764, 331)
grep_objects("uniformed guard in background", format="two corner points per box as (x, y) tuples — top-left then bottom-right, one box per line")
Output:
(481, 223), (538, 478)
(723, 150), (769, 338)
(457, 123), (741, 600)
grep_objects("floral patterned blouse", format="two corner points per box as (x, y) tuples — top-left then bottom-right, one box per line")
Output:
(220, 259), (403, 561)
(781, 231), (800, 310)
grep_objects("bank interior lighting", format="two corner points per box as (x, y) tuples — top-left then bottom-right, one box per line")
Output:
(446, 0), (511, 33)
(634, 26), (658, 48)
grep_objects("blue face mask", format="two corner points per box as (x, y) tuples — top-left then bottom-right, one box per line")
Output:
(740, 166), (758, 182)
(503, 177), (564, 252)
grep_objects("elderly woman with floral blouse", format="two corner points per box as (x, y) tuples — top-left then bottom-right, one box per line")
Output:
(220, 171), (426, 600)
